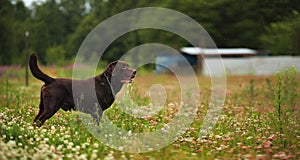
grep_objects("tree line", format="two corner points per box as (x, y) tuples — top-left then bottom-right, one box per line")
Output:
(1, 0), (300, 65)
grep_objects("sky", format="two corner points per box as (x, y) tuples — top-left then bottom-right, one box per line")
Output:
(22, 0), (45, 7)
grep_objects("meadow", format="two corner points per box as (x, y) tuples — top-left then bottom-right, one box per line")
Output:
(0, 65), (299, 159)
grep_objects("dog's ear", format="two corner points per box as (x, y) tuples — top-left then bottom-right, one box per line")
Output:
(106, 61), (118, 76)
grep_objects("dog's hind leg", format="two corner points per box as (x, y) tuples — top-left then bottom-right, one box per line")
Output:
(34, 92), (44, 123)
(35, 96), (62, 127)
(36, 106), (60, 127)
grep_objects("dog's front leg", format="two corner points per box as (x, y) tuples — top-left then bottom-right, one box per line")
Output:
(95, 109), (103, 125)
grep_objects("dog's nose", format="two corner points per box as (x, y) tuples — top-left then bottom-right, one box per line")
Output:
(133, 70), (136, 75)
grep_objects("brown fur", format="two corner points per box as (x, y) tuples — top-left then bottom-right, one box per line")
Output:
(29, 53), (136, 127)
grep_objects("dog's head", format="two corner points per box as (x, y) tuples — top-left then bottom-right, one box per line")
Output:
(104, 61), (136, 91)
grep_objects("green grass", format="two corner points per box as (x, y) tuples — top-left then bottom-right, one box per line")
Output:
(0, 66), (299, 159)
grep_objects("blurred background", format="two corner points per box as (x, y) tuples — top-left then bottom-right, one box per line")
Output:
(1, 0), (300, 67)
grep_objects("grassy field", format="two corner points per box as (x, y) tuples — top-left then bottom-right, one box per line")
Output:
(0, 66), (299, 159)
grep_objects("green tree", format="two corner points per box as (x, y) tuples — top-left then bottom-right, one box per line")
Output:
(2, 0), (300, 65)
(28, 0), (67, 63)
(0, 0), (14, 64)
(46, 45), (66, 65)
(60, 0), (87, 34)
(66, 0), (162, 62)
(291, 15), (300, 55)
(163, 0), (300, 49)
(260, 13), (300, 55)
(0, 0), (29, 65)
(65, 13), (99, 59)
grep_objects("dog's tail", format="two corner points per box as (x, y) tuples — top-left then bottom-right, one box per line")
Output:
(29, 53), (55, 85)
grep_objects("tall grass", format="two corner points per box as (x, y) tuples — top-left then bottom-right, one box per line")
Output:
(267, 67), (299, 148)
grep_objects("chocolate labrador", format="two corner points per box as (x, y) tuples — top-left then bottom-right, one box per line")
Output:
(29, 53), (136, 127)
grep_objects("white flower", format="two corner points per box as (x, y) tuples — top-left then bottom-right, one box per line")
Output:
(63, 140), (69, 145)
(91, 152), (98, 159)
(64, 135), (70, 139)
(161, 128), (167, 134)
(191, 153), (197, 156)
(93, 143), (99, 148)
(215, 135), (222, 139)
(36, 137), (43, 143)
(128, 130), (132, 136)
(50, 145), (55, 151)
(28, 126), (34, 130)
(44, 138), (49, 142)
(57, 145), (63, 151)
(71, 147), (76, 152)
(118, 146), (124, 151)
(92, 149), (98, 153)
(66, 153), (73, 159)
(51, 126), (55, 130)
(81, 143), (86, 149)
(78, 154), (88, 160)
(104, 153), (114, 160)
